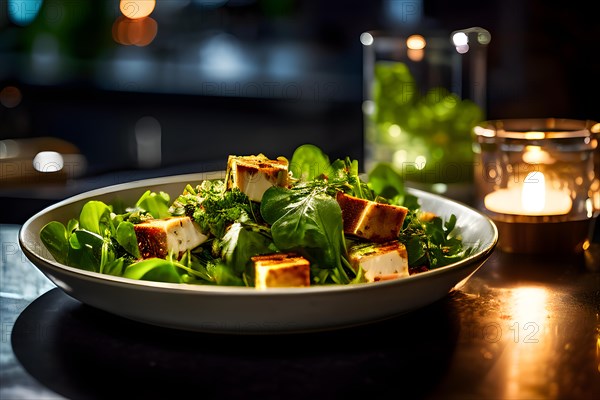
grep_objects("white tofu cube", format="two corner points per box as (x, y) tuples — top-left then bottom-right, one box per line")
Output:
(134, 216), (208, 259)
(349, 241), (409, 282)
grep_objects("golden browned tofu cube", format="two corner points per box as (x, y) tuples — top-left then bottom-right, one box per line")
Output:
(252, 253), (311, 289)
(226, 154), (289, 202)
(335, 192), (408, 242)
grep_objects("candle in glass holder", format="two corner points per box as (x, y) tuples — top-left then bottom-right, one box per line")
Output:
(484, 172), (572, 216)
(473, 118), (599, 255)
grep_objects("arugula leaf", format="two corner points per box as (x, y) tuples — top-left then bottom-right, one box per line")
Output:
(400, 211), (470, 269)
(327, 157), (374, 200)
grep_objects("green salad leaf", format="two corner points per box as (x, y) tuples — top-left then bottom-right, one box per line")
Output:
(260, 184), (351, 283)
(115, 221), (141, 259)
(288, 143), (331, 181)
(79, 201), (113, 236)
(123, 258), (182, 283)
(218, 222), (276, 274)
(39, 221), (69, 264)
(136, 190), (171, 219)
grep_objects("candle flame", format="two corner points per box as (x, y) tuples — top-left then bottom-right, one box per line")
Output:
(522, 172), (545, 213)
(522, 146), (554, 164)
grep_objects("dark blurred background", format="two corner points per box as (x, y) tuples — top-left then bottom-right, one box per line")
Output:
(1, 0), (599, 223)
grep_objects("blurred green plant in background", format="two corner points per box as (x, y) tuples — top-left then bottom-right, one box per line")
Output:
(365, 61), (483, 184)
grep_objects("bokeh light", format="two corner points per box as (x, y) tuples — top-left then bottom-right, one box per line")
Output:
(0, 86), (23, 108)
(406, 35), (426, 50)
(120, 0), (156, 19)
(360, 32), (374, 46)
(452, 32), (468, 46)
(112, 16), (158, 47)
(407, 49), (424, 62)
(8, 0), (43, 26)
(33, 151), (64, 173)
(452, 31), (469, 54)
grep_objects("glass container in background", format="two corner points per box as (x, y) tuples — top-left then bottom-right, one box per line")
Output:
(361, 27), (491, 202)
(473, 118), (600, 254)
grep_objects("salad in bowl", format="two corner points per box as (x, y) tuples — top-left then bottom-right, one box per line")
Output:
(37, 144), (480, 289)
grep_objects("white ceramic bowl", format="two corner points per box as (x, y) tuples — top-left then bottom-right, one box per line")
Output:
(19, 172), (498, 334)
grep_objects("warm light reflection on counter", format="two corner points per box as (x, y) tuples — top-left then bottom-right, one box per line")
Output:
(504, 286), (552, 399)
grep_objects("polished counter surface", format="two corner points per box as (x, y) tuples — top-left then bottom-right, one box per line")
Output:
(1, 223), (599, 399)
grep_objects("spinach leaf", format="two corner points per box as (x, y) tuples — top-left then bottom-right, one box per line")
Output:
(67, 229), (111, 272)
(368, 162), (405, 203)
(79, 201), (113, 236)
(261, 185), (344, 270)
(116, 221), (141, 259)
(218, 222), (276, 274)
(289, 143), (331, 181)
(136, 190), (171, 219)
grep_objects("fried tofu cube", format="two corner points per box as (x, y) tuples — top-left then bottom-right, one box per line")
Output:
(134, 216), (208, 259)
(336, 192), (408, 243)
(252, 253), (311, 289)
(226, 154), (289, 202)
(349, 241), (409, 282)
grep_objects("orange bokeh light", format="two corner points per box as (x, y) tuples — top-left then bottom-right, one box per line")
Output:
(120, 0), (156, 20)
(112, 16), (158, 47)
(406, 35), (426, 50)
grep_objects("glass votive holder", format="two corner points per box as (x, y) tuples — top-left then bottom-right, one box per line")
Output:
(361, 27), (491, 203)
(473, 118), (600, 254)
